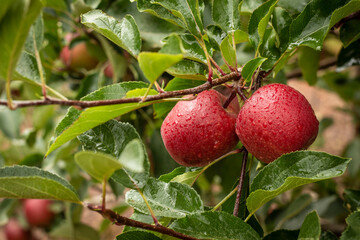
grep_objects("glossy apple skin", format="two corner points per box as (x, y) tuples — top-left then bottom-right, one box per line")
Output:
(23, 199), (54, 227)
(236, 83), (319, 163)
(60, 42), (99, 71)
(161, 90), (239, 167)
(4, 219), (31, 240)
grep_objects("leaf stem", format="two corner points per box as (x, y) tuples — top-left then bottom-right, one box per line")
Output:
(233, 148), (248, 217)
(191, 149), (242, 187)
(211, 186), (238, 212)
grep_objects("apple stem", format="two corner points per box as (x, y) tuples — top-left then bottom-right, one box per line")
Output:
(236, 87), (248, 102)
(233, 148), (248, 217)
(223, 91), (237, 109)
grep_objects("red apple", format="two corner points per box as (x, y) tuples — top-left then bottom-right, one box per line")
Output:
(161, 90), (239, 167)
(23, 199), (54, 227)
(4, 219), (31, 240)
(60, 41), (99, 71)
(104, 61), (114, 78)
(236, 83), (319, 163)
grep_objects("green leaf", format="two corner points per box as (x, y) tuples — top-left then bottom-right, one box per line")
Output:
(298, 46), (321, 85)
(0, 0), (13, 22)
(77, 120), (150, 189)
(158, 167), (188, 182)
(272, 7), (292, 53)
(340, 19), (360, 48)
(171, 169), (202, 185)
(171, 211), (261, 240)
(24, 14), (44, 54)
(138, 52), (183, 84)
(159, 34), (210, 64)
(206, 25), (227, 51)
(247, 151), (350, 215)
(298, 211), (321, 240)
(212, 0), (241, 33)
(75, 151), (123, 182)
(344, 189), (360, 212)
(46, 82), (158, 156)
(0, 199), (15, 225)
(263, 230), (299, 240)
(340, 211), (360, 240)
(137, 0), (186, 29)
(125, 178), (204, 218)
(116, 231), (162, 240)
(0, 165), (80, 203)
(242, 57), (267, 83)
(151, 0), (204, 38)
(118, 139), (145, 173)
(248, 0), (278, 52)
(167, 60), (207, 80)
(81, 10), (141, 57)
(289, 0), (360, 50)
(221, 35), (237, 67)
(0, 0), (43, 81)
(50, 222), (100, 240)
(337, 40), (360, 71)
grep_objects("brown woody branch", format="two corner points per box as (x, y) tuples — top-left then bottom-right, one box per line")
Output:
(0, 72), (241, 110)
(86, 204), (199, 240)
(286, 57), (337, 80)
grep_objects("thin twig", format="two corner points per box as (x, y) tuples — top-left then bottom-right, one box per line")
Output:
(0, 72), (241, 109)
(233, 148), (248, 217)
(86, 204), (199, 240)
(286, 57), (337, 80)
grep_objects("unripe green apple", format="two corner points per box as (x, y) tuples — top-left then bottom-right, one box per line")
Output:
(4, 219), (31, 240)
(236, 83), (319, 163)
(23, 199), (54, 227)
(161, 90), (239, 167)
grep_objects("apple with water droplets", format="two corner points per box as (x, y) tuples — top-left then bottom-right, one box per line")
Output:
(236, 83), (319, 163)
(161, 90), (239, 167)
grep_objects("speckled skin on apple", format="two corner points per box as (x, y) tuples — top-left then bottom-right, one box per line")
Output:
(236, 83), (319, 163)
(161, 90), (239, 167)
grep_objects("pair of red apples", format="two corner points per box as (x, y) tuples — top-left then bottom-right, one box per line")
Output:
(161, 83), (319, 166)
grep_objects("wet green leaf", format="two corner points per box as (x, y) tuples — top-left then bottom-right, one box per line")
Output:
(78, 119), (150, 189)
(248, 0), (278, 52)
(0, 165), (80, 203)
(171, 211), (261, 240)
(221, 35), (237, 67)
(81, 10), (141, 57)
(126, 178), (203, 218)
(47, 82), (157, 156)
(289, 0), (360, 50)
(167, 60), (207, 80)
(247, 151), (350, 215)
(212, 0), (241, 33)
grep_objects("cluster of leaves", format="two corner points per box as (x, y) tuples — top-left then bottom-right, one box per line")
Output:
(0, 0), (359, 239)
